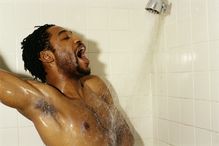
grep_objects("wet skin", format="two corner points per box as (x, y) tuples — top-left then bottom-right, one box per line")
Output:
(0, 26), (134, 146)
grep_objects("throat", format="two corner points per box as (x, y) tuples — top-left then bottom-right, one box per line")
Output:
(48, 77), (84, 100)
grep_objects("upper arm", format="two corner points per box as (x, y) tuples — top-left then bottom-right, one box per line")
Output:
(0, 69), (43, 110)
(81, 75), (113, 105)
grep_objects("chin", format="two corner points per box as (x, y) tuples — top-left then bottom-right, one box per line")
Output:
(83, 69), (91, 76)
(76, 67), (91, 77)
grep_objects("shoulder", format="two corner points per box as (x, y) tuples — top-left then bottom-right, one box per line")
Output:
(26, 79), (62, 98)
(80, 75), (106, 87)
(26, 79), (43, 85)
(26, 79), (53, 89)
(26, 79), (48, 90)
(80, 75), (113, 104)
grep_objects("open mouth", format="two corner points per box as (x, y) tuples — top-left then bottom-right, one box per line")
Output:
(76, 44), (89, 63)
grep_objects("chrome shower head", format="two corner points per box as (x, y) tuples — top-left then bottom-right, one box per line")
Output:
(145, 0), (171, 15)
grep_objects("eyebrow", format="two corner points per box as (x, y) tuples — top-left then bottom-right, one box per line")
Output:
(58, 30), (72, 36)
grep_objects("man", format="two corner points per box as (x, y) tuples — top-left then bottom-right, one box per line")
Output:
(0, 24), (134, 146)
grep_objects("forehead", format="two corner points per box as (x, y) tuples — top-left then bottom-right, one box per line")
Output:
(47, 26), (67, 37)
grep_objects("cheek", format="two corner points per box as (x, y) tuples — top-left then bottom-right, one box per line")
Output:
(56, 51), (77, 65)
(72, 54), (78, 66)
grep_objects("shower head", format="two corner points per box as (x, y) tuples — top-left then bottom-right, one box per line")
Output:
(145, 0), (171, 15)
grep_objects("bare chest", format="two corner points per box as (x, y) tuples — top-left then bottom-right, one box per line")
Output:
(33, 96), (117, 146)
(35, 95), (114, 129)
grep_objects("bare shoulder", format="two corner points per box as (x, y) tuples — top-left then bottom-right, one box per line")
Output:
(26, 79), (62, 97)
(26, 79), (43, 85)
(81, 75), (106, 88)
(80, 75), (113, 104)
(26, 80), (49, 93)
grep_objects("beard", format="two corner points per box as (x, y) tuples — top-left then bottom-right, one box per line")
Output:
(56, 53), (91, 78)
(76, 65), (91, 77)
(74, 54), (91, 77)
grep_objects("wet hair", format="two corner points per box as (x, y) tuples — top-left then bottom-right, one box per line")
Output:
(21, 24), (55, 82)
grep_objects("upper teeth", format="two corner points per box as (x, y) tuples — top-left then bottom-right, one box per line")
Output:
(81, 46), (85, 50)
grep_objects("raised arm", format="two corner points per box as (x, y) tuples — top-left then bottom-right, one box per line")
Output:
(0, 69), (42, 111)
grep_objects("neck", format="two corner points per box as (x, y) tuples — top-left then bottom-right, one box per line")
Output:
(46, 73), (83, 99)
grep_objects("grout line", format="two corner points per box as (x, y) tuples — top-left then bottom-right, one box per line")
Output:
(205, 0), (213, 144)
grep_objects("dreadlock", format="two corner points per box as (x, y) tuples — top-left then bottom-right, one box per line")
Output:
(21, 24), (55, 82)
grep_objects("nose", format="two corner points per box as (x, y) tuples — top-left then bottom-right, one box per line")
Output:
(74, 39), (81, 44)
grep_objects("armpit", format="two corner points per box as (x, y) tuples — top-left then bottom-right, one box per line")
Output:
(35, 99), (56, 115)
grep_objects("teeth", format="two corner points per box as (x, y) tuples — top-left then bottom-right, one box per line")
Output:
(76, 44), (87, 59)
(81, 46), (86, 51)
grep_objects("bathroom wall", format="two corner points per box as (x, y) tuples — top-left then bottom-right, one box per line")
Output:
(0, 0), (154, 146)
(153, 0), (219, 145)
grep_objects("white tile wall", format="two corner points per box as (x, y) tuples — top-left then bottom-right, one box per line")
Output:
(86, 30), (110, 53)
(168, 98), (181, 122)
(14, 1), (41, 30)
(0, 128), (18, 146)
(0, 0), (153, 146)
(193, 43), (209, 72)
(177, 22), (191, 48)
(169, 122), (180, 146)
(209, 41), (219, 70)
(195, 100), (211, 129)
(179, 73), (193, 98)
(211, 71), (219, 101)
(158, 98), (168, 119)
(0, 104), (18, 128)
(196, 128), (212, 146)
(158, 119), (169, 142)
(191, 0), (208, 43)
(109, 9), (130, 30)
(212, 133), (219, 146)
(194, 72), (210, 100)
(212, 103), (219, 132)
(153, 0), (219, 145)
(177, 0), (190, 21)
(181, 99), (194, 125)
(19, 127), (44, 146)
(165, 22), (178, 49)
(181, 125), (195, 146)
(208, 0), (219, 40)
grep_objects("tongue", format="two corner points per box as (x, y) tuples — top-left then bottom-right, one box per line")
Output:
(79, 53), (89, 62)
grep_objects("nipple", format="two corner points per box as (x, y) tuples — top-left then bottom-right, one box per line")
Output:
(83, 122), (90, 129)
(81, 121), (90, 133)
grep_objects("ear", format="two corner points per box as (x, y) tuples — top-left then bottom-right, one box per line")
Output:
(39, 50), (54, 63)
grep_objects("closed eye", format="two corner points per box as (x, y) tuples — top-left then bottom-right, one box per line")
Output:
(62, 35), (70, 40)
(58, 30), (72, 40)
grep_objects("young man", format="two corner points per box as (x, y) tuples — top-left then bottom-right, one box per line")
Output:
(0, 24), (134, 146)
